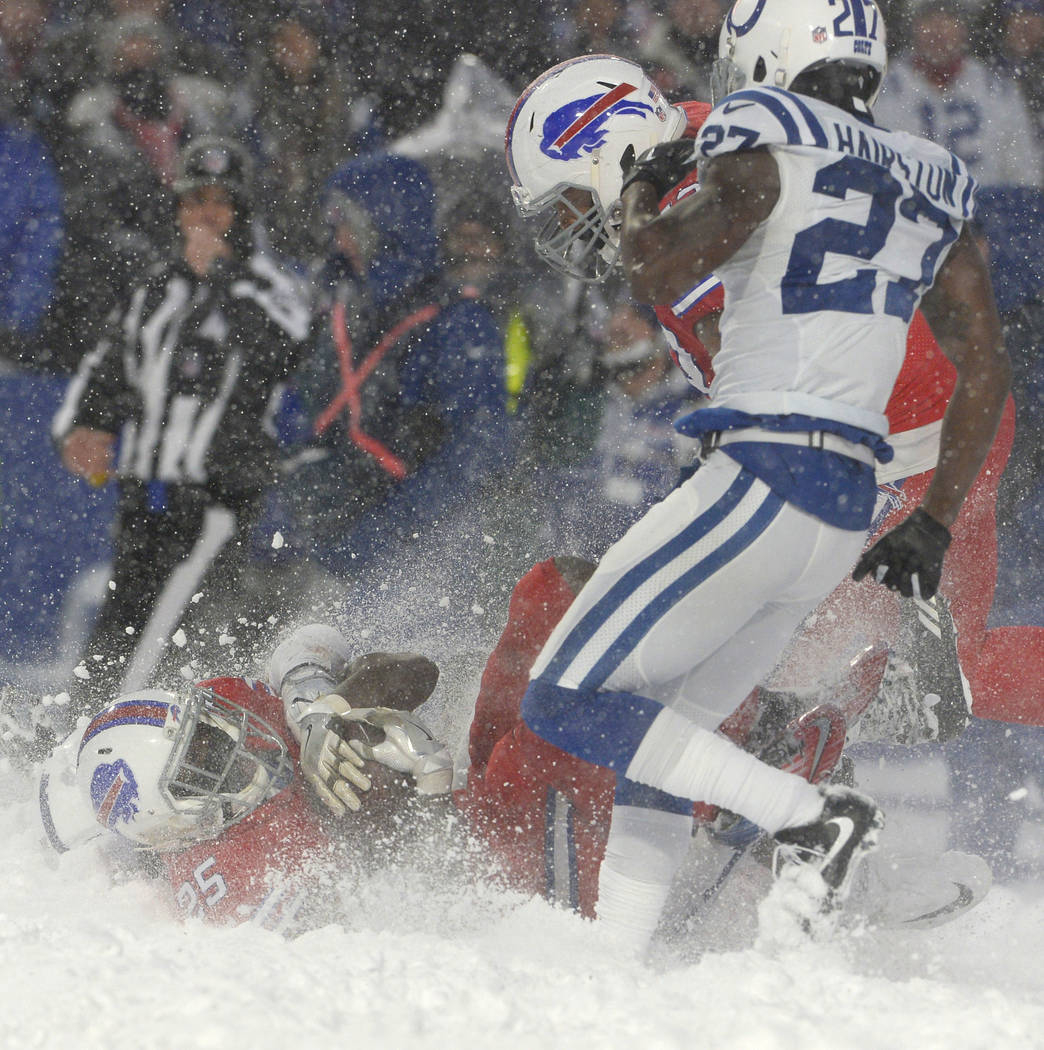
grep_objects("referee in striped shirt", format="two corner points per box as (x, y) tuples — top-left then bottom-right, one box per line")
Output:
(52, 137), (311, 725)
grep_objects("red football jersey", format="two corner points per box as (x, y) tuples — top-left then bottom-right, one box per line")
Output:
(159, 677), (334, 933)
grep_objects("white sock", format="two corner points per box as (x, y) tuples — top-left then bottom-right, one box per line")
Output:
(595, 804), (693, 954)
(626, 707), (823, 834)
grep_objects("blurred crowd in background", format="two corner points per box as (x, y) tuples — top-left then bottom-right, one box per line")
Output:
(0, 0), (1041, 869)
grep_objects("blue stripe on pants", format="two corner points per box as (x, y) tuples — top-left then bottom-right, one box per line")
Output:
(522, 478), (786, 774)
(541, 471), (757, 685)
(581, 486), (785, 689)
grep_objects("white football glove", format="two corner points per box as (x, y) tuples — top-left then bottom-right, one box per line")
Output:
(298, 695), (372, 817)
(342, 707), (454, 796)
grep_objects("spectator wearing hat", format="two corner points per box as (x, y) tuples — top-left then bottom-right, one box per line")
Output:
(34, 11), (238, 374)
(286, 152), (508, 621)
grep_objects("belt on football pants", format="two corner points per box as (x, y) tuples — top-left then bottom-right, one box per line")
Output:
(700, 427), (877, 466)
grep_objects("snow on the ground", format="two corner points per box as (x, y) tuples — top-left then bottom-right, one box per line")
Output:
(1, 748), (1042, 1050)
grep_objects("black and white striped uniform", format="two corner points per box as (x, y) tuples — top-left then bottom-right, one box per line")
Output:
(53, 250), (311, 714)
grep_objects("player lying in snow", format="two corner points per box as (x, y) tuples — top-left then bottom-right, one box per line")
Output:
(36, 629), (454, 932)
(28, 558), (989, 939)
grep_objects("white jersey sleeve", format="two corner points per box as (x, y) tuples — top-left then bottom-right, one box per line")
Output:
(691, 86), (977, 436)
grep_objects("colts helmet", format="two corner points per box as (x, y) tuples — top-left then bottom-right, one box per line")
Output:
(714, 0), (888, 108)
(76, 685), (292, 851)
(506, 54), (685, 282)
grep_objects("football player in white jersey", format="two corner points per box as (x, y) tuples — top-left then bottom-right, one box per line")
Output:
(511, 0), (1011, 952)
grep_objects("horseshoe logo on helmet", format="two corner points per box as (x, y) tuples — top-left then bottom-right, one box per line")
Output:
(727, 0), (771, 37)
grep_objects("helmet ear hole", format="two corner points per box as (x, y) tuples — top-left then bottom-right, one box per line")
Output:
(753, 56), (767, 82)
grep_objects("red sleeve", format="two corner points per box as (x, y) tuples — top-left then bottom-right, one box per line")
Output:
(653, 99), (721, 391)
(678, 99), (713, 135)
(655, 286), (722, 394)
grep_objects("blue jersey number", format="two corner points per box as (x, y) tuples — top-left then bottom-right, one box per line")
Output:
(781, 155), (957, 321)
(830, 0), (881, 40)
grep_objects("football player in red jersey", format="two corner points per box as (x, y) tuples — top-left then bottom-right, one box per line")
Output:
(29, 572), (854, 933)
(26, 561), (987, 937)
(35, 625), (452, 934)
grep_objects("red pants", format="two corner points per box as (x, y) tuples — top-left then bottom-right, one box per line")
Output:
(459, 558), (610, 916)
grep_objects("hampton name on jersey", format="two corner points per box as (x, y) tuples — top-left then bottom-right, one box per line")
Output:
(692, 85), (976, 440)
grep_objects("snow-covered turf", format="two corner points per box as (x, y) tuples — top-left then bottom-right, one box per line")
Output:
(1, 746), (1041, 1050)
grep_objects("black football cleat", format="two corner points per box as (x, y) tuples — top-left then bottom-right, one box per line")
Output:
(773, 785), (885, 909)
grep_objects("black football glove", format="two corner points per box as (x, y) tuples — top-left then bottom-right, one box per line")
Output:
(619, 138), (700, 201)
(852, 508), (952, 599)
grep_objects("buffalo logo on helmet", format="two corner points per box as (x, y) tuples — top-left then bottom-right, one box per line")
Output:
(541, 84), (656, 162)
(90, 759), (141, 830)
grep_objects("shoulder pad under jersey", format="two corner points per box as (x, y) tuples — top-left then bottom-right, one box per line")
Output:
(695, 86), (838, 159)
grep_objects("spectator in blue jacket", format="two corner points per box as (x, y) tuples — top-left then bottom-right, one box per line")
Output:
(287, 151), (508, 621)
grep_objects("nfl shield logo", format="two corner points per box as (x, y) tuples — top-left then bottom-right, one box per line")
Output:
(813, 26), (829, 43)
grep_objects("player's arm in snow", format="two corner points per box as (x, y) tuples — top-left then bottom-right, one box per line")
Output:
(267, 624), (371, 816)
(266, 625), (449, 814)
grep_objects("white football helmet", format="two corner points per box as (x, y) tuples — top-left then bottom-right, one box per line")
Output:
(77, 686), (292, 851)
(714, 0), (887, 107)
(506, 54), (685, 282)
